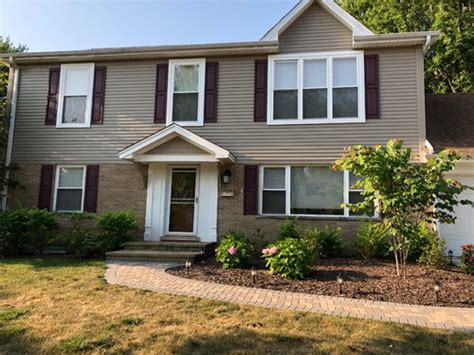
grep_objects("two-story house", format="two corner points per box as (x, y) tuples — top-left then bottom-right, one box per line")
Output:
(2, 0), (443, 260)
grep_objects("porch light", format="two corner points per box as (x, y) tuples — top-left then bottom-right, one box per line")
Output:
(434, 281), (441, 303)
(448, 250), (454, 265)
(337, 274), (344, 294)
(251, 267), (257, 285)
(222, 169), (232, 184)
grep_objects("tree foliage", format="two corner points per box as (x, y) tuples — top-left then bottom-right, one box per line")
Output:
(338, 0), (474, 93)
(333, 140), (471, 277)
(0, 37), (27, 206)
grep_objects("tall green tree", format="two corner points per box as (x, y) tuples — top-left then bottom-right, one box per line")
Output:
(338, 0), (474, 93)
(333, 140), (471, 277)
(1, 37), (27, 206)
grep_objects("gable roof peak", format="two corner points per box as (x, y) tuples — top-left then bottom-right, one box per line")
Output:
(260, 0), (373, 42)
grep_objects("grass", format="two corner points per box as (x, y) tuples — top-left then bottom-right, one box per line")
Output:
(0, 258), (472, 354)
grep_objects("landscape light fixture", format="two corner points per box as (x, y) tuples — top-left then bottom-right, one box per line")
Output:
(337, 274), (344, 294)
(185, 260), (192, 275)
(448, 250), (454, 265)
(434, 281), (441, 303)
(251, 267), (257, 285)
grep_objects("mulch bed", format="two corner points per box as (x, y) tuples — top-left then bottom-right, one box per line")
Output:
(167, 258), (474, 308)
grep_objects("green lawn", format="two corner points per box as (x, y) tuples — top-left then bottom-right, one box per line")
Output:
(0, 258), (472, 354)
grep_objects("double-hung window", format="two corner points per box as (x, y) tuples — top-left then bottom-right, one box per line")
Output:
(260, 166), (374, 217)
(57, 63), (95, 128)
(268, 51), (364, 124)
(54, 166), (86, 212)
(167, 59), (205, 126)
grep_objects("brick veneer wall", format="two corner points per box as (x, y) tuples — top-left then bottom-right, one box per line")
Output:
(217, 164), (363, 255)
(8, 163), (147, 238)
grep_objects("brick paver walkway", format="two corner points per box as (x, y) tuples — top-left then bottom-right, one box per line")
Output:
(105, 261), (474, 332)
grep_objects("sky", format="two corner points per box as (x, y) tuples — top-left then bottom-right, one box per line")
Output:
(1, 0), (297, 52)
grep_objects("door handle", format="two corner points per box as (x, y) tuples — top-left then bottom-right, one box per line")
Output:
(195, 196), (199, 204)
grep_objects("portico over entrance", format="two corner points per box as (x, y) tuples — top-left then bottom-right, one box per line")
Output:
(119, 124), (235, 242)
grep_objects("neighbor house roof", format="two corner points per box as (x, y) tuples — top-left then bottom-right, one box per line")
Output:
(426, 94), (474, 153)
(0, 0), (439, 65)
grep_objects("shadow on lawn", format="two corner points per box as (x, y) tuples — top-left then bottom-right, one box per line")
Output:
(171, 326), (472, 354)
(0, 257), (102, 269)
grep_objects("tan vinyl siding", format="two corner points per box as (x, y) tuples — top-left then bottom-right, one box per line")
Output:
(12, 47), (421, 165)
(279, 3), (353, 53)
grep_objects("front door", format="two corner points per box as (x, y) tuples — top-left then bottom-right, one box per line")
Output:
(168, 168), (198, 234)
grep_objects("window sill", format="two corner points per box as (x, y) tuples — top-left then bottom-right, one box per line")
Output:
(267, 118), (365, 125)
(166, 121), (204, 127)
(257, 214), (379, 222)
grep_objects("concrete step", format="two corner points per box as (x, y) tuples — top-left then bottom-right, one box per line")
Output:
(106, 250), (203, 263)
(122, 241), (215, 253)
(160, 235), (200, 242)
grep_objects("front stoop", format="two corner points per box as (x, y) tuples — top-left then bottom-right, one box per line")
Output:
(106, 240), (215, 263)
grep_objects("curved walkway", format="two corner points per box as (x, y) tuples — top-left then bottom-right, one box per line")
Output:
(105, 261), (474, 332)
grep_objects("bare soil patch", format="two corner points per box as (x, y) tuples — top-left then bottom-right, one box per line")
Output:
(168, 258), (474, 307)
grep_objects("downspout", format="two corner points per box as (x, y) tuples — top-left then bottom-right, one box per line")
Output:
(1, 57), (20, 211)
(423, 34), (432, 54)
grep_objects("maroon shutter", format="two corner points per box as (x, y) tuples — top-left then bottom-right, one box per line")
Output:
(91, 66), (107, 124)
(154, 64), (168, 123)
(204, 62), (218, 123)
(254, 60), (268, 122)
(84, 165), (100, 213)
(45, 68), (60, 125)
(364, 54), (380, 119)
(244, 165), (258, 215)
(38, 165), (54, 210)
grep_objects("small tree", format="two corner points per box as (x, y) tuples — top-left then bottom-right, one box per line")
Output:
(333, 140), (471, 277)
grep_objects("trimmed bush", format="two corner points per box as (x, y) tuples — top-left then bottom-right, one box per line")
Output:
(97, 211), (137, 251)
(277, 218), (300, 239)
(54, 213), (101, 257)
(215, 231), (253, 269)
(417, 225), (447, 267)
(262, 237), (313, 279)
(356, 222), (391, 260)
(55, 211), (137, 257)
(460, 244), (473, 274)
(315, 227), (342, 258)
(0, 208), (57, 256)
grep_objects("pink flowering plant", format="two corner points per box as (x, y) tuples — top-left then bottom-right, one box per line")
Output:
(460, 244), (474, 274)
(262, 237), (313, 279)
(215, 231), (253, 269)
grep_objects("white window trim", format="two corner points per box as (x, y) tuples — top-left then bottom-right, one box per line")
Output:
(259, 166), (374, 218)
(267, 51), (365, 125)
(166, 58), (206, 127)
(56, 63), (95, 128)
(53, 165), (86, 213)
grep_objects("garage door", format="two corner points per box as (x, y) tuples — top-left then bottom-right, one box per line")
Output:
(439, 175), (474, 257)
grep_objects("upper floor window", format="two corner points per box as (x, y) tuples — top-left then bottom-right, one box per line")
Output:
(268, 51), (365, 125)
(57, 63), (95, 128)
(167, 59), (205, 126)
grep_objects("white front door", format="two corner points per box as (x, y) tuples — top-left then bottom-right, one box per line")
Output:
(144, 163), (218, 242)
(167, 167), (199, 235)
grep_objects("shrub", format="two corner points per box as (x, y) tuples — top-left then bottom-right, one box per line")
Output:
(97, 211), (137, 251)
(262, 237), (313, 279)
(316, 227), (342, 258)
(418, 226), (447, 267)
(278, 218), (300, 239)
(301, 228), (321, 263)
(460, 244), (474, 274)
(54, 213), (102, 257)
(215, 231), (253, 269)
(355, 222), (391, 260)
(0, 208), (57, 256)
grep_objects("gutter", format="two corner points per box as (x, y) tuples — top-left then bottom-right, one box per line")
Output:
(1, 57), (20, 211)
(353, 31), (440, 49)
(0, 41), (279, 65)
